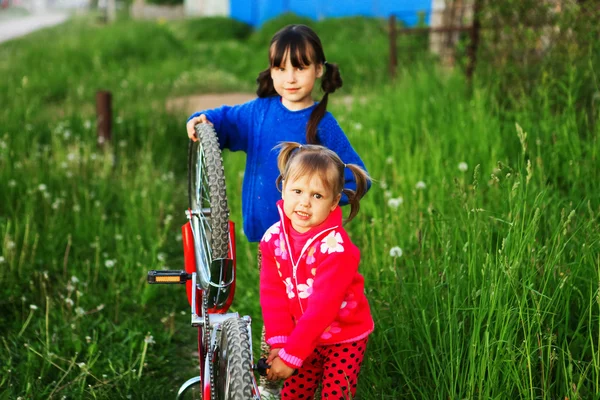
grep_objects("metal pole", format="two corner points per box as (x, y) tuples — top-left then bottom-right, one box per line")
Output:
(466, 0), (481, 85)
(96, 90), (112, 147)
(389, 14), (397, 79)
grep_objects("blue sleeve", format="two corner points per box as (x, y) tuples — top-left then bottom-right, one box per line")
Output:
(187, 99), (256, 152)
(317, 116), (372, 205)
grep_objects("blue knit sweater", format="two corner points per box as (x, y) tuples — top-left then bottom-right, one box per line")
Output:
(188, 96), (369, 243)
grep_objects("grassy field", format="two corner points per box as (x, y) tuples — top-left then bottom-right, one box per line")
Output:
(1, 12), (599, 399)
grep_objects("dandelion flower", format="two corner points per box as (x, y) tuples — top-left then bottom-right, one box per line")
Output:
(458, 162), (468, 172)
(65, 298), (74, 307)
(415, 181), (427, 190)
(387, 197), (403, 209)
(30, 304), (38, 310)
(105, 259), (115, 268)
(115, 234), (123, 241)
(144, 335), (155, 344)
(75, 307), (85, 316)
(71, 276), (79, 284)
(389, 247), (403, 258)
(157, 253), (166, 262)
(38, 184), (47, 192)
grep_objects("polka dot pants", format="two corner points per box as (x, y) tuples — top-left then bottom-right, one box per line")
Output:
(281, 337), (368, 399)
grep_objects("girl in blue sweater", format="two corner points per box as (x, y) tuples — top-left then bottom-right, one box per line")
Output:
(186, 24), (369, 398)
(186, 24), (369, 243)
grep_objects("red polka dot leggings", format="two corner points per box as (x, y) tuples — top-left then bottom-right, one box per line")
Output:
(281, 337), (368, 399)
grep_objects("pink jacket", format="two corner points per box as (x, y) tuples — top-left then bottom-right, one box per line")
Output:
(259, 200), (374, 368)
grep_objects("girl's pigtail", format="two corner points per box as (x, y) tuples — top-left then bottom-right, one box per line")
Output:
(306, 62), (343, 145)
(256, 68), (277, 97)
(341, 163), (370, 224)
(275, 141), (302, 189)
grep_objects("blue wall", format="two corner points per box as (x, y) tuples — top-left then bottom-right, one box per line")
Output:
(230, 0), (432, 27)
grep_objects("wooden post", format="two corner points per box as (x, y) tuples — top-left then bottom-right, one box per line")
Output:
(389, 14), (397, 80)
(96, 91), (112, 147)
(466, 0), (481, 85)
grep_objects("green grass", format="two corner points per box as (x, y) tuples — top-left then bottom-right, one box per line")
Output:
(1, 12), (599, 399)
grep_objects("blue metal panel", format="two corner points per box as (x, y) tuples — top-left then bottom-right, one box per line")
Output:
(380, 0), (432, 26)
(230, 0), (433, 27)
(230, 0), (254, 25)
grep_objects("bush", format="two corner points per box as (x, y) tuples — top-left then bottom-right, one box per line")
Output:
(168, 16), (253, 42)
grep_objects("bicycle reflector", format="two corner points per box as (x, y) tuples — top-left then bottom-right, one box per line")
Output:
(147, 270), (192, 284)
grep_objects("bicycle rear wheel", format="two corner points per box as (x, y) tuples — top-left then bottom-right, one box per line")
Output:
(213, 318), (254, 399)
(188, 123), (230, 271)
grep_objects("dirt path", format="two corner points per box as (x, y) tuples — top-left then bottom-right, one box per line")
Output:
(166, 93), (256, 115)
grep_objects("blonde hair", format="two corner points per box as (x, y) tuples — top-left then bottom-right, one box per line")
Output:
(276, 142), (370, 223)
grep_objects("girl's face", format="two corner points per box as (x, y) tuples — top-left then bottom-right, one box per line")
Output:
(281, 168), (341, 233)
(270, 49), (323, 111)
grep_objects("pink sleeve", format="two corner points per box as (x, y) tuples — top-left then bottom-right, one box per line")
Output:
(259, 240), (295, 345)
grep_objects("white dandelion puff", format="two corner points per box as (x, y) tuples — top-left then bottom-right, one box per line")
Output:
(75, 307), (86, 316)
(8, 180), (16, 187)
(65, 298), (74, 307)
(30, 304), (38, 310)
(387, 197), (403, 209)
(38, 184), (47, 192)
(105, 259), (115, 268)
(415, 181), (427, 190)
(458, 162), (468, 172)
(144, 335), (155, 344)
(389, 247), (403, 258)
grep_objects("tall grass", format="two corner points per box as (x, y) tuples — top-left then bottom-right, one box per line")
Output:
(337, 66), (600, 398)
(1, 13), (598, 399)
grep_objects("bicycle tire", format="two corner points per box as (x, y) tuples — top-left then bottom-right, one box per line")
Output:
(188, 123), (230, 262)
(213, 318), (254, 400)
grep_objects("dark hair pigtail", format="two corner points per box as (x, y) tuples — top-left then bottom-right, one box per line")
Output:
(341, 163), (370, 224)
(306, 62), (343, 144)
(275, 141), (302, 189)
(256, 68), (277, 98)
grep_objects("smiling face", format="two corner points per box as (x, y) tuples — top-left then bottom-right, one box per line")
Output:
(270, 48), (323, 111)
(281, 167), (341, 233)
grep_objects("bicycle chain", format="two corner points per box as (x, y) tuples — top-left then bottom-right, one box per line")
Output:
(203, 292), (218, 400)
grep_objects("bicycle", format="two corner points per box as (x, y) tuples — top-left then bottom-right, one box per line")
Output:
(147, 123), (268, 399)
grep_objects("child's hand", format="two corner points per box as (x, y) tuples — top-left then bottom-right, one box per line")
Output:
(186, 114), (212, 142)
(266, 348), (280, 364)
(266, 357), (295, 381)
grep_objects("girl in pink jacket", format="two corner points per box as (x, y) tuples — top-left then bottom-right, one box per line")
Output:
(260, 142), (373, 399)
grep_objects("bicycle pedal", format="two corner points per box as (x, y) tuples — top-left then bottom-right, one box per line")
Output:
(147, 270), (192, 284)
